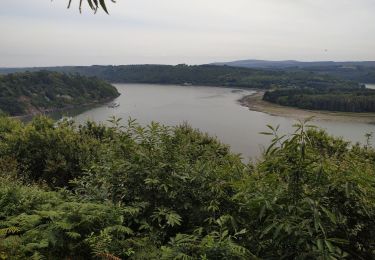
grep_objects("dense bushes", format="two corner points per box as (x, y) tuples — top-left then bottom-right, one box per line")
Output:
(0, 71), (120, 116)
(0, 183), (125, 259)
(236, 123), (375, 258)
(1, 116), (375, 259)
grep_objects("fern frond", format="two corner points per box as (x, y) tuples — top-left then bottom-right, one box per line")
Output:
(96, 252), (122, 260)
(0, 226), (20, 237)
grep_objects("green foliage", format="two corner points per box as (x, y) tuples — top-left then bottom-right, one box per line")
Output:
(72, 118), (247, 255)
(0, 116), (375, 259)
(234, 119), (375, 258)
(0, 180), (127, 259)
(0, 71), (119, 116)
(161, 229), (253, 260)
(0, 116), (102, 187)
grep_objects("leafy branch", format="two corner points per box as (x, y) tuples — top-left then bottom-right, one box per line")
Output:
(66, 0), (116, 14)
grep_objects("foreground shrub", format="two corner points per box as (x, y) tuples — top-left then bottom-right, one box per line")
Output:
(0, 116), (374, 259)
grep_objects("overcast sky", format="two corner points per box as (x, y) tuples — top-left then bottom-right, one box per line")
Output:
(0, 0), (374, 67)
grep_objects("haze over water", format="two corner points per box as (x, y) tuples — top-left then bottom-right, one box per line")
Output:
(70, 84), (375, 160)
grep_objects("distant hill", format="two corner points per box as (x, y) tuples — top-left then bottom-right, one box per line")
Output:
(210, 60), (375, 83)
(211, 59), (375, 69)
(0, 71), (120, 116)
(2, 62), (375, 84)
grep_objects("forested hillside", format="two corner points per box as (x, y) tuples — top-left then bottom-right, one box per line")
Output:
(263, 88), (375, 112)
(1, 116), (375, 259)
(0, 71), (120, 116)
(211, 60), (375, 83)
(299, 66), (375, 83)
(0, 65), (359, 89)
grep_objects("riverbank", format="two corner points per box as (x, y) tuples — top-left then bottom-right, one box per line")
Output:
(239, 91), (375, 124)
(11, 97), (118, 121)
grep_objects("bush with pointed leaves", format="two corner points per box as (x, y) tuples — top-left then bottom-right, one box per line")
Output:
(0, 115), (375, 259)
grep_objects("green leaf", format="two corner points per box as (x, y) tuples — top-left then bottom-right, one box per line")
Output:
(324, 239), (334, 253)
(65, 231), (81, 239)
(166, 212), (182, 227)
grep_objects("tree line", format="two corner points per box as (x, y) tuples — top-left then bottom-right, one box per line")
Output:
(0, 65), (359, 90)
(263, 87), (375, 112)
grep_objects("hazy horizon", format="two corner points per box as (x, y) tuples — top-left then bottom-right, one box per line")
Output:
(2, 59), (375, 69)
(1, 0), (375, 67)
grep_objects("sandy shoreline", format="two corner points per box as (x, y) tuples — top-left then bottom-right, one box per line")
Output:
(239, 91), (375, 124)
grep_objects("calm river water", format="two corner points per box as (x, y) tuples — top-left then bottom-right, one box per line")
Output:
(62, 84), (374, 160)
